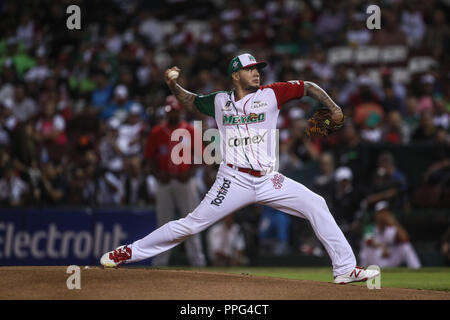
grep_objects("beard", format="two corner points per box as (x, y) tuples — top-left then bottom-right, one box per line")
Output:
(245, 84), (260, 92)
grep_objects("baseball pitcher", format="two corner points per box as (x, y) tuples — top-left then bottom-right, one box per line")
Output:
(101, 53), (380, 284)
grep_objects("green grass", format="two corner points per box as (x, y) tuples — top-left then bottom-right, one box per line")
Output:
(154, 266), (450, 292)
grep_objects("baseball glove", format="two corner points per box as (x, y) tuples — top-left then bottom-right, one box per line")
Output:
(305, 109), (346, 137)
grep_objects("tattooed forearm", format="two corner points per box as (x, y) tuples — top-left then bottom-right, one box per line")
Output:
(168, 83), (196, 112)
(304, 81), (342, 116)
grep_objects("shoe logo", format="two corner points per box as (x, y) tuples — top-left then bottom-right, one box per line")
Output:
(350, 269), (362, 278)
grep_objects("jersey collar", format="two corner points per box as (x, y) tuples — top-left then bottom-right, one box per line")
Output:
(230, 89), (259, 103)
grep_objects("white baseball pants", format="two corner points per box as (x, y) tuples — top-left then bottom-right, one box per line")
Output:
(130, 163), (356, 276)
(359, 242), (422, 269)
(151, 177), (206, 267)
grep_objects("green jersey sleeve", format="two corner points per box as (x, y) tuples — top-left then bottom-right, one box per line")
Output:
(194, 92), (217, 117)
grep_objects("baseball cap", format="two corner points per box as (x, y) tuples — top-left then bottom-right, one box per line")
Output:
(374, 201), (389, 213)
(335, 166), (353, 182)
(288, 107), (305, 120)
(114, 85), (128, 98)
(107, 117), (121, 130)
(129, 103), (143, 115)
(1, 97), (13, 109)
(228, 53), (267, 77)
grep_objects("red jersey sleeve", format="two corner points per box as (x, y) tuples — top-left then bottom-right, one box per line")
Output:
(261, 81), (305, 109)
(144, 127), (158, 159)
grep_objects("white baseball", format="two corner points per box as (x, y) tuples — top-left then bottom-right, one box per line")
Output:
(167, 70), (179, 81)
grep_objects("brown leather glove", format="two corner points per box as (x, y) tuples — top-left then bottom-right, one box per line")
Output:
(305, 109), (346, 137)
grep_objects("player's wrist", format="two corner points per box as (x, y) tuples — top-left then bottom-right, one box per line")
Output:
(331, 109), (344, 123)
(166, 79), (177, 90)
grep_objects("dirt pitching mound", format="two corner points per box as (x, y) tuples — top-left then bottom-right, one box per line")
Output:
(1, 266), (449, 300)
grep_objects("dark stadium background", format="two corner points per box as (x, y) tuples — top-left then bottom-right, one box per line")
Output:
(0, 0), (449, 267)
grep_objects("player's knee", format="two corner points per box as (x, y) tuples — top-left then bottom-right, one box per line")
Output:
(168, 219), (195, 240)
(314, 195), (335, 218)
(172, 216), (205, 238)
(316, 195), (328, 209)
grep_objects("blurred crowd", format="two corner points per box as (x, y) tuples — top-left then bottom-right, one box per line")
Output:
(0, 0), (449, 264)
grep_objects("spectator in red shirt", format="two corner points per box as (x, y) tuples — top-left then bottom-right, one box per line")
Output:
(34, 99), (68, 162)
(145, 99), (197, 183)
(143, 95), (206, 267)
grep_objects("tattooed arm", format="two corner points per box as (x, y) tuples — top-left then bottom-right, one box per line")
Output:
(304, 81), (344, 123)
(164, 66), (196, 112)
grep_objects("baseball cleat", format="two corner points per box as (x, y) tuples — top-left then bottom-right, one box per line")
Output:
(333, 267), (380, 284)
(100, 245), (132, 267)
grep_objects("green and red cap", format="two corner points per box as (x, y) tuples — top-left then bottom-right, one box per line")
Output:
(227, 53), (267, 77)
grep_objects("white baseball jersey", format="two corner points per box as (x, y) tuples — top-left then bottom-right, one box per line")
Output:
(127, 80), (358, 277)
(194, 81), (305, 172)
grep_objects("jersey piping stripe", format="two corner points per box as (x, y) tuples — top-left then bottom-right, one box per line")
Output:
(229, 92), (254, 170)
(242, 97), (264, 171)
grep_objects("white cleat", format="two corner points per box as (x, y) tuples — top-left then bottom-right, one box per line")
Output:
(334, 267), (380, 284)
(100, 245), (132, 268)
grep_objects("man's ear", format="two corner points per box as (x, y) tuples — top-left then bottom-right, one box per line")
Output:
(231, 71), (240, 82)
